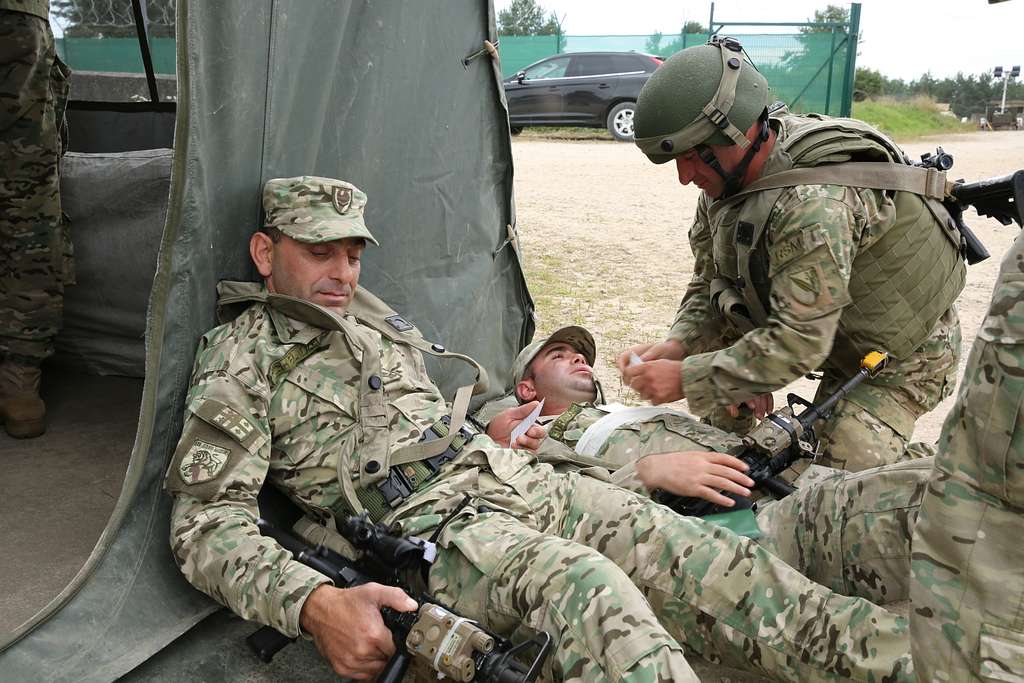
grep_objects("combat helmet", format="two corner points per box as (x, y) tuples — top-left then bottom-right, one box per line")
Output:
(634, 36), (772, 195)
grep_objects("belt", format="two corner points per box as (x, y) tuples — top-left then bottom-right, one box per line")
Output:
(356, 415), (477, 522)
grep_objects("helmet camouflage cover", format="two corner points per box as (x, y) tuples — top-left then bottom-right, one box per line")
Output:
(634, 36), (771, 163)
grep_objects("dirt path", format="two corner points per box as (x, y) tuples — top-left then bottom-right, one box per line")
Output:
(511, 130), (1023, 445)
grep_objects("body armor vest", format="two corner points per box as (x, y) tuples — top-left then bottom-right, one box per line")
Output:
(706, 112), (966, 370)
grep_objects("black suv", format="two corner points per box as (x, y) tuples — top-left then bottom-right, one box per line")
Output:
(503, 51), (663, 141)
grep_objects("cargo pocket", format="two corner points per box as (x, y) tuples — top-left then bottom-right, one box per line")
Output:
(969, 276), (1024, 507)
(979, 622), (1024, 682)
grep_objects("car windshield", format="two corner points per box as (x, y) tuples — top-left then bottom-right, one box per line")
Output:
(524, 56), (569, 80)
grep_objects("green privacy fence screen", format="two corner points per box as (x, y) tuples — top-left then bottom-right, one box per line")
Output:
(497, 28), (857, 117)
(56, 19), (858, 116)
(57, 37), (177, 75)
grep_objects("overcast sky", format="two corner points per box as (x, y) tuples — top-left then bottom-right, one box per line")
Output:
(495, 0), (1024, 81)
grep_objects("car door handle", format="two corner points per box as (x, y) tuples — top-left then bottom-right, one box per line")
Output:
(547, 86), (559, 91)
(598, 83), (610, 89)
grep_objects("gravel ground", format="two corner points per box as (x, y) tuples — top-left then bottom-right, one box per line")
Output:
(511, 130), (1024, 445)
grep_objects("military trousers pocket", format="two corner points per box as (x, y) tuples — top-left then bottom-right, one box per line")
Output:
(979, 622), (1024, 682)
(958, 339), (1024, 507)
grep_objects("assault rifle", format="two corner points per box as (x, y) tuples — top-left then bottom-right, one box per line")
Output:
(247, 514), (552, 683)
(654, 351), (890, 517)
(917, 148), (1024, 264)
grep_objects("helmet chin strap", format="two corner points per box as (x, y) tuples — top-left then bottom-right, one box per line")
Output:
(694, 109), (770, 199)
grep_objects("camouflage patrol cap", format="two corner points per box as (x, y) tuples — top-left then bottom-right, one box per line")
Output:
(512, 325), (597, 385)
(262, 176), (379, 245)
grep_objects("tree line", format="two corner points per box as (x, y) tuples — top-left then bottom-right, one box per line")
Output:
(855, 68), (1023, 119)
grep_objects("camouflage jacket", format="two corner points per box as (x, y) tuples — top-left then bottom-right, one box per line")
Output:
(165, 286), (532, 639)
(670, 114), (960, 417)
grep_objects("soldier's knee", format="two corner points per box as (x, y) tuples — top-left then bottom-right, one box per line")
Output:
(819, 406), (908, 471)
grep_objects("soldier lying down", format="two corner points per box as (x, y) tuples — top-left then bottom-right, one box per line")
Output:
(477, 324), (932, 606)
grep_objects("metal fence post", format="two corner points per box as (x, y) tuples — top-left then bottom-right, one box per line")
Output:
(840, 2), (861, 116)
(824, 27), (836, 114)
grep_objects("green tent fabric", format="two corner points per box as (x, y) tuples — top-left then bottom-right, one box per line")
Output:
(0, 0), (531, 678)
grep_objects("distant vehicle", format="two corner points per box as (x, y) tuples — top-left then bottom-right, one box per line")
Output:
(987, 110), (1022, 130)
(503, 51), (663, 141)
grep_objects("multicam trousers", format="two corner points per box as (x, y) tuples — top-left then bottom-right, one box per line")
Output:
(0, 9), (72, 368)
(910, 231), (1024, 682)
(414, 453), (915, 683)
(813, 306), (962, 472)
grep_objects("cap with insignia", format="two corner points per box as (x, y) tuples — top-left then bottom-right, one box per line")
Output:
(262, 176), (379, 245)
(512, 325), (597, 385)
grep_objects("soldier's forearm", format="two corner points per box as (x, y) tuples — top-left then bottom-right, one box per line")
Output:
(680, 314), (837, 415)
(170, 495), (330, 638)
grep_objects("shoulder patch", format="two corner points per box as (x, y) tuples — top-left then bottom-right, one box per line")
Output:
(384, 314), (414, 333)
(194, 398), (262, 451)
(787, 265), (828, 308)
(178, 440), (231, 485)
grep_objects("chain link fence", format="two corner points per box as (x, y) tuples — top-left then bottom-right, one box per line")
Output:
(52, 0), (176, 75)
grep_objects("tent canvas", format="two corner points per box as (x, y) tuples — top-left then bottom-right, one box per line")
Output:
(0, 0), (532, 679)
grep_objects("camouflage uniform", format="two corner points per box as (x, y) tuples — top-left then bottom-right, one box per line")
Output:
(0, 0), (72, 368)
(670, 116), (961, 473)
(910, 230), (1024, 681)
(166, 177), (917, 683)
(533, 401), (928, 606)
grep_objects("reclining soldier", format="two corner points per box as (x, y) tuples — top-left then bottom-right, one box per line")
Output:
(478, 324), (929, 606)
(166, 176), (918, 682)
(621, 37), (963, 472)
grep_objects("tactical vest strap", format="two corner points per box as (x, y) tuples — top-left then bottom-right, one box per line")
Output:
(713, 162), (949, 212)
(389, 383), (475, 466)
(732, 195), (781, 328)
(349, 289), (490, 396)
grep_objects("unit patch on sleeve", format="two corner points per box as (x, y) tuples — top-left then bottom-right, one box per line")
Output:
(789, 266), (823, 306)
(178, 440), (231, 485)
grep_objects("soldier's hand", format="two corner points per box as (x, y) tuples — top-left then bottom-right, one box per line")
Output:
(622, 358), (685, 404)
(727, 394), (775, 420)
(635, 451), (754, 507)
(487, 402), (548, 451)
(299, 583), (418, 680)
(615, 339), (686, 373)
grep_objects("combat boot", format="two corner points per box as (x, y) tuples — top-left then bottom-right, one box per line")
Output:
(0, 362), (46, 439)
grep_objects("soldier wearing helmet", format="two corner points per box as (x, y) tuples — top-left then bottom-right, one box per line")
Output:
(619, 36), (965, 473)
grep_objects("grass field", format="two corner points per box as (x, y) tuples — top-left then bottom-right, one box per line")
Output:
(846, 96), (973, 140)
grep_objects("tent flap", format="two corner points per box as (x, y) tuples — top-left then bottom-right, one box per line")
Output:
(0, 0), (529, 679)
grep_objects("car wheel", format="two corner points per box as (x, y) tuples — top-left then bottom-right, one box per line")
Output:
(510, 126), (523, 136)
(607, 102), (636, 141)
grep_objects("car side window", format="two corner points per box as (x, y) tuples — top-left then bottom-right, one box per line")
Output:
(611, 55), (645, 73)
(523, 56), (570, 80)
(566, 55), (617, 77)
